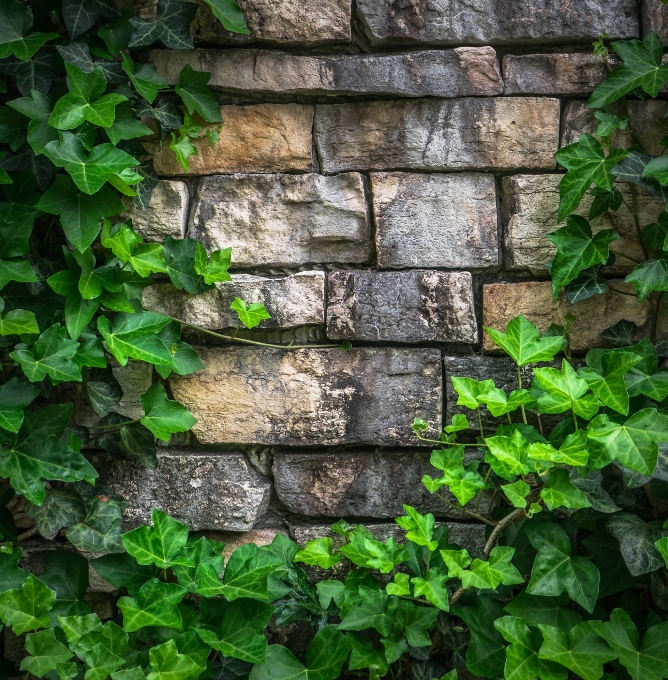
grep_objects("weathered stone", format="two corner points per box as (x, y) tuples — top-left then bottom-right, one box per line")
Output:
(502, 174), (664, 275)
(101, 451), (272, 531)
(642, 0), (668, 40)
(169, 347), (442, 446)
(372, 172), (499, 269)
(482, 281), (667, 352)
(187, 173), (371, 267)
(326, 270), (477, 343)
(561, 100), (665, 155)
(315, 98), (560, 173)
(355, 0), (638, 45)
(143, 272), (325, 330)
(119, 180), (188, 242)
(150, 48), (503, 98)
(273, 452), (490, 520)
(190, 0), (351, 45)
(148, 104), (313, 175)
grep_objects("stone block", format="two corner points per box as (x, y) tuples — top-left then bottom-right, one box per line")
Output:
(187, 173), (371, 267)
(273, 452), (492, 520)
(190, 0), (351, 45)
(169, 347), (442, 446)
(119, 180), (188, 242)
(315, 98), (560, 173)
(143, 272), (325, 330)
(326, 270), (477, 343)
(372, 172), (499, 269)
(148, 104), (313, 175)
(502, 174), (664, 274)
(642, 0), (668, 40)
(101, 451), (272, 531)
(150, 48), (503, 98)
(355, 0), (638, 45)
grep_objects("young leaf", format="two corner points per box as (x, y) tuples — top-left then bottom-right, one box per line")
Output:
(294, 538), (342, 569)
(20, 628), (73, 677)
(10, 323), (81, 383)
(118, 579), (187, 632)
(175, 65), (222, 123)
(485, 315), (563, 367)
(230, 298), (271, 329)
(145, 639), (199, 680)
(140, 382), (196, 441)
(502, 479), (531, 508)
(578, 349), (641, 415)
(200, 0), (249, 33)
(0, 574), (56, 634)
(485, 429), (534, 480)
(395, 505), (437, 551)
(533, 359), (600, 419)
(450, 376), (495, 410)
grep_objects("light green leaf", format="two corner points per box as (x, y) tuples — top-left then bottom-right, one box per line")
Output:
(578, 348), (641, 415)
(98, 311), (172, 367)
(502, 479), (531, 508)
(175, 65), (222, 123)
(20, 628), (73, 677)
(533, 359), (600, 419)
(118, 579), (187, 632)
(395, 504), (437, 551)
(294, 538), (342, 569)
(0, 574), (55, 634)
(230, 298), (271, 330)
(140, 382), (196, 441)
(451, 376), (495, 410)
(222, 543), (284, 601)
(10, 323), (81, 383)
(121, 54), (168, 104)
(485, 315), (563, 367)
(411, 569), (449, 610)
(146, 640), (199, 680)
(485, 429), (534, 481)
(200, 0), (248, 33)
(540, 469), (592, 511)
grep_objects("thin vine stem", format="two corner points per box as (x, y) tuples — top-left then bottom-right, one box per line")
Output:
(88, 418), (142, 431)
(436, 493), (497, 527)
(517, 365), (527, 425)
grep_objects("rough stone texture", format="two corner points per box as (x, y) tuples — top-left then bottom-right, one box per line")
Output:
(169, 347), (442, 446)
(190, 0), (351, 45)
(642, 0), (668, 39)
(502, 174), (665, 274)
(101, 452), (272, 531)
(315, 98), (560, 173)
(273, 452), (490, 520)
(188, 173), (371, 267)
(372, 172), (499, 269)
(148, 104), (313, 175)
(483, 281), (667, 352)
(355, 0), (638, 46)
(150, 48), (503, 98)
(119, 180), (188, 242)
(326, 270), (477, 343)
(561, 100), (666, 156)
(143, 272), (325, 330)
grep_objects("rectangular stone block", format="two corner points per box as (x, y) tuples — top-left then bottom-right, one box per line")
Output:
(273, 452), (492, 520)
(150, 48), (503, 98)
(315, 98), (559, 173)
(372, 172), (499, 269)
(120, 180), (187, 242)
(148, 103), (313, 175)
(100, 451), (271, 531)
(143, 272), (325, 330)
(326, 270), (477, 343)
(642, 0), (668, 39)
(355, 0), (637, 45)
(169, 347), (442, 446)
(188, 173), (371, 267)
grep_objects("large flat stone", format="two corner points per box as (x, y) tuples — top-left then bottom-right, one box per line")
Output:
(150, 48), (503, 98)
(273, 452), (491, 520)
(502, 174), (664, 275)
(143, 272), (325, 330)
(101, 451), (271, 531)
(315, 98), (560, 173)
(169, 347), (442, 446)
(326, 270), (477, 343)
(187, 173), (371, 267)
(642, 0), (668, 40)
(148, 104), (313, 175)
(372, 172), (499, 269)
(355, 0), (638, 45)
(190, 0), (351, 45)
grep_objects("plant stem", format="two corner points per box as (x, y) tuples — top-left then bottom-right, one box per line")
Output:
(436, 494), (497, 527)
(628, 182), (649, 260)
(398, 595), (433, 606)
(17, 526), (39, 541)
(517, 365), (527, 425)
(612, 250), (642, 265)
(477, 407), (485, 443)
(88, 418), (142, 431)
(650, 292), (661, 344)
(416, 433), (487, 448)
(608, 285), (638, 297)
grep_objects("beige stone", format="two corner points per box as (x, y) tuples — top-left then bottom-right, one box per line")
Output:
(148, 103), (313, 175)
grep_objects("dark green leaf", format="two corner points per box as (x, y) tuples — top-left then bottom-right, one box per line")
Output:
(25, 488), (86, 540)
(66, 496), (124, 553)
(606, 512), (668, 576)
(128, 0), (197, 49)
(61, 0), (121, 39)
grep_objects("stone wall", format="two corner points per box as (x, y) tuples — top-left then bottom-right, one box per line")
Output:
(106, 0), (668, 557)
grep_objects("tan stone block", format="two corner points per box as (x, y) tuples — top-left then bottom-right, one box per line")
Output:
(642, 0), (668, 40)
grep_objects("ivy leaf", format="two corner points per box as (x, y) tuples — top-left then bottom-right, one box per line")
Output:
(502, 479), (531, 508)
(10, 323), (81, 383)
(533, 359), (600, 419)
(97, 311), (173, 366)
(97, 412), (156, 469)
(540, 469), (591, 511)
(0, 377), (39, 432)
(529, 430), (589, 467)
(162, 237), (217, 294)
(485, 429), (534, 481)
(61, 0), (121, 39)
(25, 487), (86, 540)
(0, 546), (28, 591)
(200, 0), (248, 33)
(450, 377), (495, 410)
(135, 97), (183, 140)
(0, 51), (56, 97)
(170, 132), (197, 172)
(624, 339), (668, 402)
(139, 382), (196, 441)
(625, 258), (668, 301)
(40, 551), (89, 619)
(65, 496), (124, 553)
(0, 0), (58, 61)
(294, 538), (342, 569)
(582, 530), (632, 596)
(554, 134), (628, 221)
(226, 297), (271, 330)
(607, 513), (668, 576)
(504, 591), (582, 634)
(90, 553), (159, 595)
(172, 536), (225, 596)
(463, 547), (524, 590)
(20, 628), (73, 677)
(99, 16), (134, 57)
(578, 349), (641, 415)
(589, 186), (623, 219)
(485, 314), (563, 367)
(121, 54), (168, 105)
(0, 574), (55, 634)
(105, 101), (152, 146)
(128, 0), (197, 50)
(0, 308), (38, 335)
(146, 640), (199, 680)
(175, 65), (222, 123)
(105, 223), (168, 277)
(395, 505), (437, 551)
(222, 543), (283, 601)
(612, 151), (668, 202)
(411, 569), (449, 611)
(118, 579), (187, 632)
(0, 258), (36, 289)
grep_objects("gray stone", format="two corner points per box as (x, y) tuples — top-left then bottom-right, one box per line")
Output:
(169, 347), (442, 446)
(119, 180), (188, 242)
(315, 98), (560, 173)
(273, 452), (491, 520)
(326, 270), (477, 343)
(101, 451), (272, 531)
(355, 0), (638, 46)
(642, 0), (668, 40)
(188, 173), (371, 267)
(372, 172), (499, 269)
(142, 272), (325, 330)
(150, 47), (503, 98)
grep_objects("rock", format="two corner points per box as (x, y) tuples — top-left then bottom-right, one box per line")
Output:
(561, 100), (665, 155)
(101, 451), (272, 531)
(273, 451), (491, 520)
(187, 173), (371, 267)
(169, 347), (442, 446)
(372, 172), (499, 269)
(355, 0), (638, 45)
(148, 104), (313, 175)
(119, 180), (188, 242)
(642, 0), (668, 40)
(326, 270), (477, 343)
(199, 529), (284, 561)
(150, 48), (503, 98)
(142, 272), (325, 330)
(502, 174), (664, 275)
(315, 97), (559, 173)
(190, 0), (351, 45)
(482, 281), (666, 352)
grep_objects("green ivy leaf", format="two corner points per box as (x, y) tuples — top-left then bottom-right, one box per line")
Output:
(294, 538), (342, 569)
(105, 223), (168, 277)
(533, 359), (600, 419)
(462, 547), (524, 590)
(395, 505), (437, 551)
(20, 628), (73, 677)
(485, 315), (563, 367)
(450, 377), (495, 410)
(625, 258), (668, 301)
(410, 569), (448, 611)
(121, 53), (168, 105)
(222, 543), (283, 601)
(139, 382), (196, 441)
(145, 640), (199, 680)
(501, 479), (531, 508)
(118, 578), (187, 632)
(578, 349), (641, 415)
(65, 496), (124, 553)
(61, 0), (121, 39)
(175, 65), (222, 123)
(504, 591), (582, 634)
(540, 469), (591, 511)
(612, 151), (668, 202)
(0, 376), (39, 432)
(128, 0), (197, 49)
(105, 101), (153, 146)
(624, 339), (668, 402)
(485, 429), (534, 481)
(25, 488), (86, 540)
(0, 0), (58, 60)
(0, 308), (38, 335)
(607, 513), (668, 576)
(200, 0), (249, 33)
(98, 310), (173, 366)
(40, 550), (89, 620)
(593, 111), (628, 138)
(0, 574), (55, 634)
(162, 237), (219, 294)
(10, 323), (81, 383)
(0, 546), (28, 592)
(89, 553), (158, 595)
(229, 297), (270, 329)
(339, 586), (391, 636)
